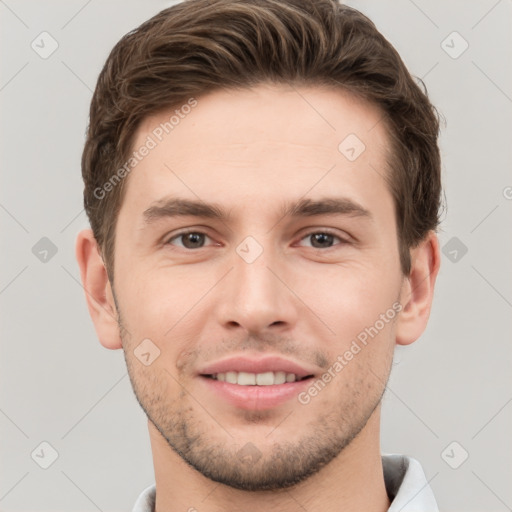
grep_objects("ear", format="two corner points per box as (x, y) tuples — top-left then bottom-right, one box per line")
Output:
(395, 231), (441, 346)
(75, 229), (122, 350)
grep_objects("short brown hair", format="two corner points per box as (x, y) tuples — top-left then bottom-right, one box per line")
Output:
(81, 0), (442, 283)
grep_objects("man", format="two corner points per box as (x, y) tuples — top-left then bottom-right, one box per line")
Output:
(75, 0), (442, 510)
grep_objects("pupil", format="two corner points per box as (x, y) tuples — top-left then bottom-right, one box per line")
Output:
(184, 233), (204, 248)
(312, 233), (332, 248)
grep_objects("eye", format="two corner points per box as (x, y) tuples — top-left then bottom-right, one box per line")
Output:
(164, 229), (348, 250)
(165, 231), (214, 249)
(297, 230), (348, 249)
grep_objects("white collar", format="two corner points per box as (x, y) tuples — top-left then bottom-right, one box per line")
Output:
(383, 453), (438, 511)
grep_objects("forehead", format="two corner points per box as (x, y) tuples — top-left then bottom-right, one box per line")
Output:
(136, 83), (388, 155)
(121, 83), (392, 222)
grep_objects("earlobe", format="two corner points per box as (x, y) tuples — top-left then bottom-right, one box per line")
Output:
(395, 231), (441, 346)
(75, 229), (122, 350)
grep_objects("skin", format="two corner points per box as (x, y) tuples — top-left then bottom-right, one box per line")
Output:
(76, 83), (440, 512)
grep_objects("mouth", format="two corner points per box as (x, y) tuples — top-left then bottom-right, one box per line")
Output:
(201, 371), (314, 386)
(197, 356), (318, 410)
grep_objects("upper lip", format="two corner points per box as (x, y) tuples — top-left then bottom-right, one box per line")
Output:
(198, 355), (317, 379)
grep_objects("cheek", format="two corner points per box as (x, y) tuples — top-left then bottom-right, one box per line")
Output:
(118, 265), (198, 333)
(296, 262), (400, 339)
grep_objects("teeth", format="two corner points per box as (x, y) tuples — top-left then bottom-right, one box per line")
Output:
(212, 371), (299, 385)
(256, 371), (274, 385)
(225, 371), (237, 384)
(237, 372), (256, 385)
(273, 371), (286, 385)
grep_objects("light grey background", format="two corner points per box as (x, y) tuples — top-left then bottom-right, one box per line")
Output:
(1, 0), (511, 510)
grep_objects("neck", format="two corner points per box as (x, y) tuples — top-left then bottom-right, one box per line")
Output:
(149, 408), (390, 512)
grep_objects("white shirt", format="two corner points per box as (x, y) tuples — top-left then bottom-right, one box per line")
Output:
(132, 453), (438, 511)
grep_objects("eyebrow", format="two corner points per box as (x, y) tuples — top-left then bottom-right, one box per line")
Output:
(142, 196), (371, 226)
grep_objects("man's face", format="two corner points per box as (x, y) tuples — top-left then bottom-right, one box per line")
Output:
(112, 84), (404, 490)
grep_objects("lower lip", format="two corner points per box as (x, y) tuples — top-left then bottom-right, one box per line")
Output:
(199, 376), (313, 410)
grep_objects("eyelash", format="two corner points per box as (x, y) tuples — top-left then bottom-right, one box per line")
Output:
(164, 229), (349, 250)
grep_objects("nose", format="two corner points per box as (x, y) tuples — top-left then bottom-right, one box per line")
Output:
(215, 241), (298, 335)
